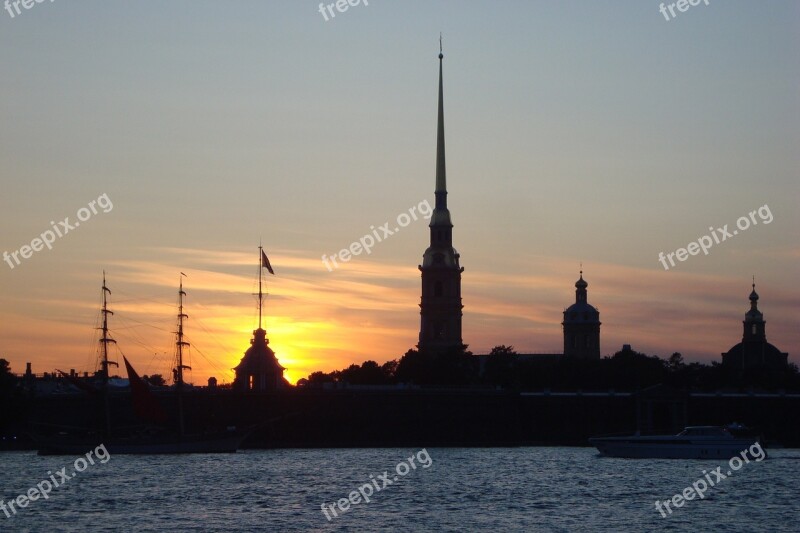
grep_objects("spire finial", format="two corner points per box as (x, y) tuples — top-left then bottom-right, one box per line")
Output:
(752, 274), (756, 290)
(439, 33), (443, 59)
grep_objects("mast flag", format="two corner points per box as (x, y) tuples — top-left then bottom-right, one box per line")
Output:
(261, 250), (275, 275)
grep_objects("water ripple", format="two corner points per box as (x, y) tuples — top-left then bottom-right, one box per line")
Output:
(0, 448), (798, 532)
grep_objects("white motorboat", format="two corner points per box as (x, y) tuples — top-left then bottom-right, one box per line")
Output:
(589, 425), (764, 459)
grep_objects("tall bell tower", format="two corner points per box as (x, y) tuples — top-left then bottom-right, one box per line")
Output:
(418, 42), (464, 354)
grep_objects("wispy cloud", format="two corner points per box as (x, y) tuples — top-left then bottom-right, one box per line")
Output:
(2, 246), (797, 384)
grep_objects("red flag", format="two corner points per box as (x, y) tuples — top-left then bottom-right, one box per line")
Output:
(261, 250), (275, 275)
(123, 356), (169, 425)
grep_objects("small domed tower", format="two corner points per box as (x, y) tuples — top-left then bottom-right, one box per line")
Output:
(233, 327), (286, 392)
(721, 280), (788, 369)
(743, 283), (766, 342)
(562, 271), (601, 358)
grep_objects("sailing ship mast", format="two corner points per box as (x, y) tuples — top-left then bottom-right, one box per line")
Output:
(98, 272), (119, 437)
(174, 273), (191, 387)
(99, 271), (119, 384)
(38, 272), (248, 455)
(173, 273), (191, 437)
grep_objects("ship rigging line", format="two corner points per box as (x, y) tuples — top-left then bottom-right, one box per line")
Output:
(185, 340), (232, 382)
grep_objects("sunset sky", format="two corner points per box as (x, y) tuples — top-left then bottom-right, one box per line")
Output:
(1, 1), (798, 385)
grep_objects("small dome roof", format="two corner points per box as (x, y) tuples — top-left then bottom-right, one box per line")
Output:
(564, 300), (599, 322)
(565, 301), (598, 314)
(723, 341), (785, 360)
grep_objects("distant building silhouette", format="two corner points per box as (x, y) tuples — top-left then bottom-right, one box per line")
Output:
(721, 282), (788, 369)
(233, 328), (289, 392)
(418, 47), (464, 354)
(233, 247), (289, 391)
(562, 271), (601, 358)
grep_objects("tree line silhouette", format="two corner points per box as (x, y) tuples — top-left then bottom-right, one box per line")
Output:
(297, 346), (800, 392)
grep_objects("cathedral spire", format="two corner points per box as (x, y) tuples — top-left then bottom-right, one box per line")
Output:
(430, 38), (452, 229)
(435, 36), (447, 203)
(418, 40), (463, 354)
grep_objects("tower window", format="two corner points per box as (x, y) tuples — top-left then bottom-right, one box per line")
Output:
(752, 324), (757, 335)
(434, 281), (443, 297)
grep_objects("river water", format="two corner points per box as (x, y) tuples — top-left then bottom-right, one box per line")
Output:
(1, 447), (798, 532)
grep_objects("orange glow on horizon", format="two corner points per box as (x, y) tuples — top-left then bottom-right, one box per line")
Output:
(1, 247), (798, 386)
